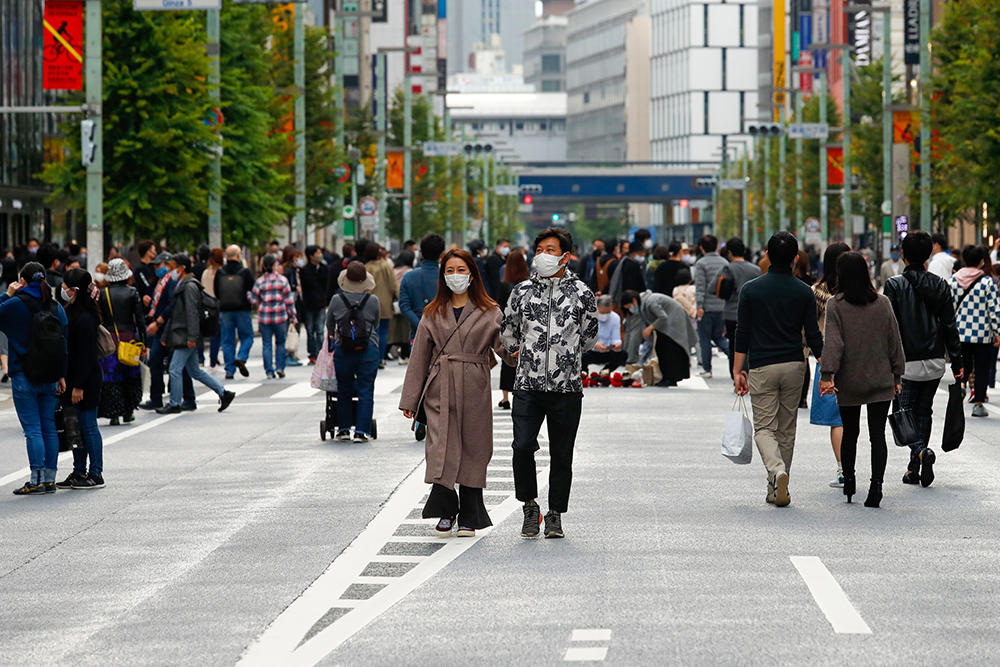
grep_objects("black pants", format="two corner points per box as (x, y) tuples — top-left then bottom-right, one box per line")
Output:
(500, 361), (516, 392)
(149, 337), (194, 405)
(962, 342), (993, 403)
(839, 401), (891, 484)
(725, 319), (737, 379)
(511, 390), (582, 514)
(898, 378), (940, 473)
(423, 483), (493, 529)
(654, 333), (689, 386)
(582, 349), (628, 373)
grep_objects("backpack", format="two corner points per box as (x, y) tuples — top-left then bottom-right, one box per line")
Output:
(337, 293), (372, 354)
(716, 271), (735, 301)
(596, 256), (615, 293)
(199, 285), (221, 338)
(17, 294), (66, 384)
(216, 271), (246, 310)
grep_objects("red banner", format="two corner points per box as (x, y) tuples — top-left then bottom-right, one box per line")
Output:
(827, 147), (844, 186)
(43, 1), (83, 91)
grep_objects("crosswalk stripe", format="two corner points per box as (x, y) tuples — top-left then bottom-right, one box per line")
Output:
(790, 556), (872, 634)
(271, 383), (321, 399)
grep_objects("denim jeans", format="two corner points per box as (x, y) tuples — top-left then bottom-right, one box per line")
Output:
(333, 341), (379, 436)
(697, 311), (729, 372)
(304, 308), (327, 361)
(220, 310), (254, 376)
(11, 373), (60, 481)
(148, 332), (194, 406)
(72, 406), (103, 477)
(378, 319), (390, 360)
(259, 321), (288, 376)
(169, 346), (225, 407)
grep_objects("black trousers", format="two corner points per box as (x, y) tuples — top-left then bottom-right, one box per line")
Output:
(839, 401), (891, 484)
(962, 342), (993, 403)
(581, 349), (628, 373)
(423, 483), (493, 529)
(898, 378), (940, 473)
(511, 390), (582, 513)
(654, 333), (689, 386)
(500, 361), (516, 392)
(725, 319), (737, 379)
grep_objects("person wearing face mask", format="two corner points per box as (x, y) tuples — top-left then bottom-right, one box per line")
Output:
(949, 244), (1000, 418)
(608, 229), (651, 306)
(621, 289), (696, 387)
(139, 253), (196, 412)
(484, 238), (510, 299)
(96, 259), (145, 426)
(400, 249), (513, 538)
(363, 243), (399, 370)
(134, 240), (159, 307)
(581, 295), (627, 373)
(500, 228), (599, 539)
(877, 245), (903, 290)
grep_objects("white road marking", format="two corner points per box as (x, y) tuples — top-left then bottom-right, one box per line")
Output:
(790, 556), (872, 634)
(271, 382), (320, 400)
(564, 647), (609, 661)
(571, 629), (612, 642)
(676, 376), (710, 390)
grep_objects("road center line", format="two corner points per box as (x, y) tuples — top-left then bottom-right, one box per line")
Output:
(790, 556), (872, 634)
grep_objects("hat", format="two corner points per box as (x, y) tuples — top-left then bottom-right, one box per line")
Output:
(891, 244), (901, 251)
(338, 267), (376, 294)
(680, 243), (691, 251)
(105, 258), (133, 283)
(153, 251), (172, 266)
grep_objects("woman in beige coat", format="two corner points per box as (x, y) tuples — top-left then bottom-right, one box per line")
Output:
(400, 249), (513, 538)
(364, 243), (399, 368)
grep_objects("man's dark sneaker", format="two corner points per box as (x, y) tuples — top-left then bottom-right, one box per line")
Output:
(72, 474), (104, 490)
(225, 374), (235, 380)
(13, 482), (46, 495)
(544, 511), (564, 538)
(286, 357), (302, 367)
(902, 470), (921, 485)
(156, 404), (182, 415)
(266, 374), (276, 380)
(921, 449), (936, 488)
(521, 501), (541, 538)
(352, 433), (369, 443)
(43, 482), (56, 494)
(435, 517), (454, 537)
(180, 401), (197, 412)
(335, 430), (351, 442)
(123, 413), (135, 424)
(219, 390), (236, 413)
(138, 401), (162, 411)
(56, 472), (87, 489)
(276, 370), (285, 379)
(234, 359), (249, 377)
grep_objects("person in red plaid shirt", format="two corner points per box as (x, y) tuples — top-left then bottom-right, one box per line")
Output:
(250, 255), (297, 379)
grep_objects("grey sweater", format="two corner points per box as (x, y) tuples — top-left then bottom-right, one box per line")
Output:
(694, 252), (729, 312)
(719, 259), (762, 320)
(327, 290), (382, 344)
(820, 294), (906, 406)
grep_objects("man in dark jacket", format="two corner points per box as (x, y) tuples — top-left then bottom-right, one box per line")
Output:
(883, 231), (963, 487)
(399, 234), (444, 339)
(578, 238), (606, 292)
(157, 254), (234, 414)
(134, 240), (159, 306)
(215, 245), (256, 378)
(327, 243), (356, 302)
(139, 253), (195, 411)
(299, 245), (329, 363)
(733, 232), (823, 508)
(483, 238), (510, 299)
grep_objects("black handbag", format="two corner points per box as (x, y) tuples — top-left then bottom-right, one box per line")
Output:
(942, 380), (966, 452)
(889, 397), (921, 448)
(55, 404), (82, 452)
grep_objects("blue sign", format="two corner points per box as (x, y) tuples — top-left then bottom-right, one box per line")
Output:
(514, 173), (711, 204)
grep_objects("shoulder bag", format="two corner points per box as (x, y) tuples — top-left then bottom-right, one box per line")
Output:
(105, 288), (144, 367)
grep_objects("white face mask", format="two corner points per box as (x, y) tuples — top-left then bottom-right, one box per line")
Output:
(61, 285), (74, 302)
(643, 239), (653, 250)
(597, 312), (610, 322)
(533, 252), (565, 278)
(295, 257), (306, 268)
(444, 274), (472, 295)
(93, 272), (106, 283)
(682, 254), (695, 265)
(498, 246), (511, 257)
(629, 305), (639, 314)
(169, 269), (180, 281)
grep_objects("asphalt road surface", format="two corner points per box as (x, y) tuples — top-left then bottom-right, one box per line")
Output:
(1, 349), (998, 666)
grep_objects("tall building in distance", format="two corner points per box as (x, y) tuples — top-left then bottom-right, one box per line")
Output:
(523, 15), (567, 93)
(447, 0), (537, 74)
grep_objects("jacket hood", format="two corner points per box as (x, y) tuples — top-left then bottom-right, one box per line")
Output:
(955, 267), (984, 289)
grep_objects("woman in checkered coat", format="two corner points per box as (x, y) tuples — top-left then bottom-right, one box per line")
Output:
(950, 245), (1000, 418)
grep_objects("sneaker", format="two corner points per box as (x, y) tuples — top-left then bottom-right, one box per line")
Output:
(180, 401), (198, 412)
(219, 390), (236, 413)
(109, 417), (120, 426)
(829, 473), (845, 488)
(138, 400), (162, 411)
(234, 359), (249, 377)
(276, 370), (285, 379)
(308, 358), (316, 366)
(766, 476), (777, 504)
(72, 474), (105, 490)
(435, 517), (454, 537)
(352, 433), (370, 443)
(335, 430), (352, 442)
(156, 404), (182, 415)
(266, 374), (276, 380)
(543, 511), (564, 538)
(456, 526), (476, 538)
(378, 361), (386, 370)
(521, 501), (541, 538)
(697, 370), (712, 379)
(920, 449), (936, 488)
(972, 404), (988, 418)
(43, 482), (56, 494)
(12, 481), (46, 495)
(398, 357), (409, 366)
(774, 472), (791, 507)
(123, 413), (136, 424)
(56, 472), (87, 489)
(225, 374), (235, 380)
(286, 357), (303, 367)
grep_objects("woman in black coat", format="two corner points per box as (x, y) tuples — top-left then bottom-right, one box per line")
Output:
(496, 250), (530, 409)
(57, 269), (106, 490)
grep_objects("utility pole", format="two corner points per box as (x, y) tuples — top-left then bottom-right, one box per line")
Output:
(444, 102), (453, 244)
(460, 124), (467, 245)
(742, 147), (749, 243)
(333, 11), (345, 245)
(482, 153), (491, 244)
(294, 3), (307, 243)
(376, 52), (386, 242)
(842, 44), (852, 240)
(779, 107), (787, 231)
(207, 8), (222, 249)
(919, 0), (931, 229)
(795, 88), (803, 234)
(85, 0), (103, 264)
(403, 72), (412, 243)
(819, 70), (828, 241)
(882, 8), (892, 246)
(764, 135), (771, 237)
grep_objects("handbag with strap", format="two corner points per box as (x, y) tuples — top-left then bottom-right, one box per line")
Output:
(105, 288), (144, 367)
(889, 396), (921, 448)
(96, 325), (117, 358)
(413, 313), (473, 429)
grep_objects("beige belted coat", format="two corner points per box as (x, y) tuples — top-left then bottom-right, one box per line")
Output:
(399, 304), (513, 489)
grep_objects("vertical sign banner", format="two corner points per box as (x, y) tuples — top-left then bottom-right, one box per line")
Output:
(799, 13), (813, 94)
(814, 0), (828, 69)
(850, 0), (872, 66)
(774, 0), (786, 118)
(904, 0), (920, 64)
(387, 151), (404, 189)
(43, 1), (83, 90)
(827, 146), (844, 186)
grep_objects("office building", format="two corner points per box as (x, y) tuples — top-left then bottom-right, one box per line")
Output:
(523, 15), (567, 93)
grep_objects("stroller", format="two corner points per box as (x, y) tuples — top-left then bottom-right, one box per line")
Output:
(313, 332), (378, 441)
(320, 391), (378, 441)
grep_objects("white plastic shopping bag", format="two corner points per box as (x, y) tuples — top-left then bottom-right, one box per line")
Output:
(721, 395), (754, 465)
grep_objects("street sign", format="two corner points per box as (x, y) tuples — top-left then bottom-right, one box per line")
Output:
(805, 217), (822, 243)
(494, 184), (519, 196)
(359, 196), (378, 216)
(360, 214), (378, 231)
(43, 1), (83, 91)
(788, 123), (830, 140)
(134, 0), (221, 9)
(422, 141), (463, 157)
(881, 200), (892, 216)
(342, 204), (356, 219)
(718, 179), (746, 191)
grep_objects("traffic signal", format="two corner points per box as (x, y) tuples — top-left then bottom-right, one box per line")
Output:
(551, 213), (561, 222)
(746, 123), (783, 137)
(81, 119), (97, 166)
(522, 194), (533, 205)
(464, 143), (494, 154)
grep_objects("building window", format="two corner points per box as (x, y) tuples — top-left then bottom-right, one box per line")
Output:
(516, 122), (524, 130)
(542, 54), (561, 73)
(584, 92), (590, 104)
(540, 122), (548, 131)
(541, 80), (561, 92)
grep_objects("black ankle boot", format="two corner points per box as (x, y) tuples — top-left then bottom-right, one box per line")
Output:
(843, 474), (856, 503)
(864, 481), (883, 508)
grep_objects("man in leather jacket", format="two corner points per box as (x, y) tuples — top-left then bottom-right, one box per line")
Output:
(883, 231), (963, 488)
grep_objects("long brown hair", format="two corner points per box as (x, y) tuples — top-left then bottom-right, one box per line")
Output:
(424, 249), (497, 318)
(502, 250), (529, 283)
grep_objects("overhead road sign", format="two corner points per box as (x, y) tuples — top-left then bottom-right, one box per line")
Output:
(514, 168), (714, 204)
(719, 179), (746, 191)
(788, 123), (830, 140)
(422, 141), (463, 157)
(494, 185), (519, 196)
(134, 0), (221, 9)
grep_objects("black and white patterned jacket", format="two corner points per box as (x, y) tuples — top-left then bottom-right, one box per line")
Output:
(500, 271), (599, 393)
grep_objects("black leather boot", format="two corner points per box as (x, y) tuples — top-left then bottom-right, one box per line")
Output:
(864, 481), (883, 508)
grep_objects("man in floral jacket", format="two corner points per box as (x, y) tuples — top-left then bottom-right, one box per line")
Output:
(501, 228), (598, 540)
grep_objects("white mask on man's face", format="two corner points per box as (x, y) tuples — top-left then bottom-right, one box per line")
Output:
(498, 246), (510, 257)
(597, 312), (610, 322)
(682, 254), (695, 265)
(533, 252), (565, 278)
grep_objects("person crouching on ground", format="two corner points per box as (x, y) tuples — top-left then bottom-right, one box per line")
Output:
(399, 249), (513, 538)
(621, 289), (696, 387)
(582, 295), (626, 374)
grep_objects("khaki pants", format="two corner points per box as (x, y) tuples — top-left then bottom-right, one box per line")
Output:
(748, 361), (806, 478)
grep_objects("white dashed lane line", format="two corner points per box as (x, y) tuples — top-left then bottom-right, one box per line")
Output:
(564, 629), (612, 661)
(790, 556), (873, 634)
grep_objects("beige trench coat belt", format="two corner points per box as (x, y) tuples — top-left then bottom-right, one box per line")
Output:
(427, 352), (491, 479)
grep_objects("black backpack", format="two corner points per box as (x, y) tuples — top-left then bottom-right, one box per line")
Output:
(216, 271), (246, 310)
(18, 294), (66, 384)
(199, 285), (221, 338)
(337, 293), (371, 353)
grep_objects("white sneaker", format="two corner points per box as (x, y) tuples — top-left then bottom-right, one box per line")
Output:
(697, 370), (713, 379)
(398, 357), (409, 366)
(829, 473), (845, 488)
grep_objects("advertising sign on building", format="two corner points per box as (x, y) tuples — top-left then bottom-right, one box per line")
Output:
(43, 1), (83, 91)
(773, 0), (786, 115)
(827, 147), (844, 186)
(904, 0), (920, 65)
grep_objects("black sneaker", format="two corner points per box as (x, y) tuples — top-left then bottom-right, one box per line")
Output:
(234, 359), (249, 377)
(544, 511), (564, 539)
(225, 374), (235, 380)
(156, 404), (182, 415)
(276, 370), (285, 379)
(335, 430), (352, 442)
(435, 517), (454, 537)
(56, 472), (87, 489)
(72, 474), (104, 490)
(219, 390), (236, 413)
(180, 401), (198, 412)
(352, 433), (369, 443)
(13, 482), (46, 495)
(138, 401), (162, 411)
(521, 501), (541, 538)
(123, 413), (135, 424)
